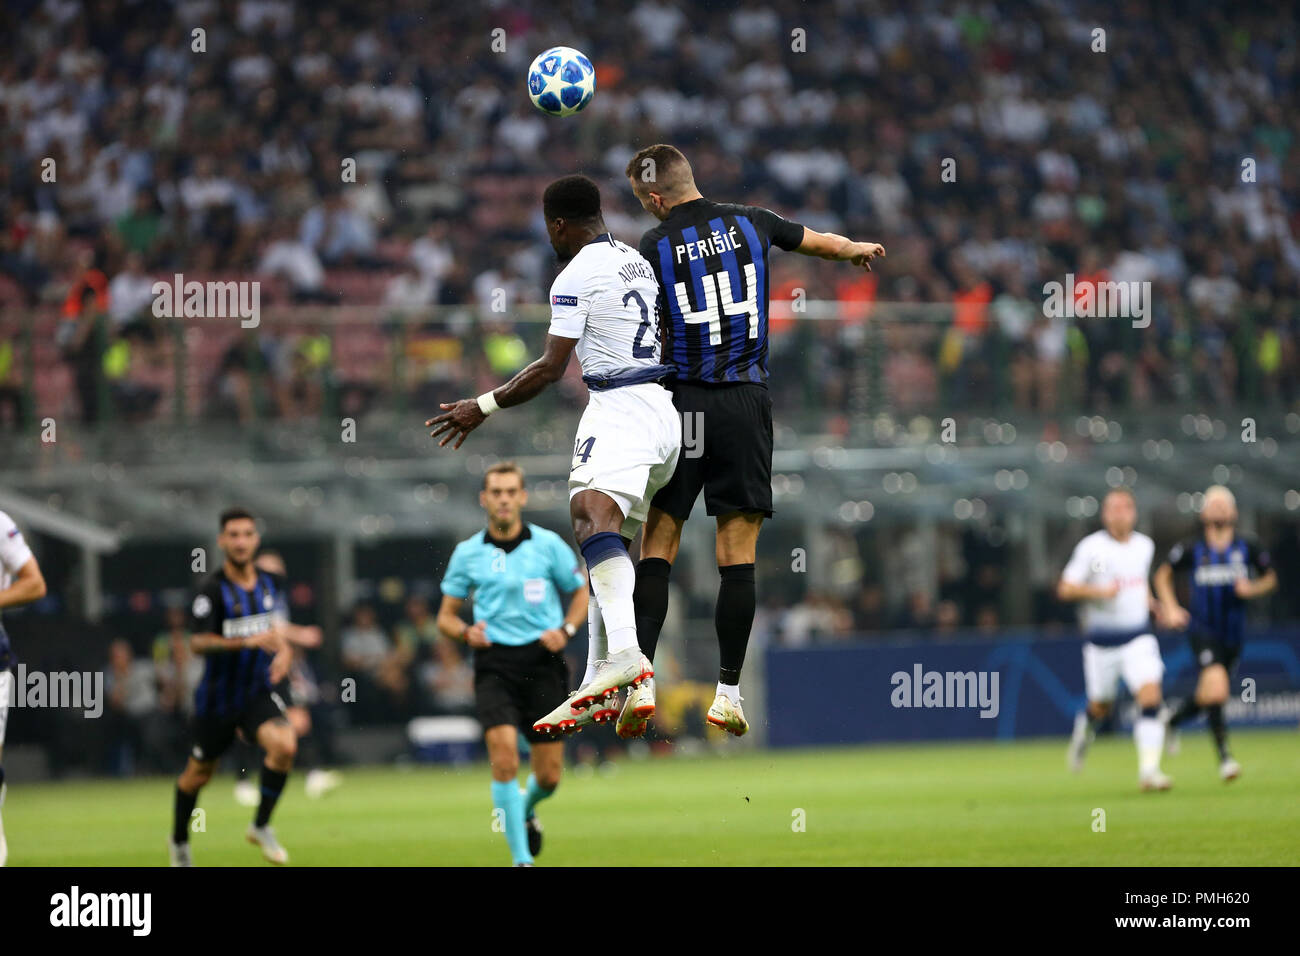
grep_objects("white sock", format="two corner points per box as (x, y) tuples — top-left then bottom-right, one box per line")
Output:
(587, 551), (638, 656)
(717, 682), (741, 703)
(582, 592), (607, 686)
(1134, 715), (1165, 776)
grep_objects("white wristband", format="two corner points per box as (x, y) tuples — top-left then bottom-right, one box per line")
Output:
(476, 391), (500, 415)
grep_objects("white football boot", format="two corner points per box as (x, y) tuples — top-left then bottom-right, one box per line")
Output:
(246, 824), (289, 864)
(1219, 757), (1241, 782)
(706, 693), (749, 737)
(1139, 770), (1173, 792)
(568, 648), (653, 713)
(1067, 711), (1093, 773)
(617, 678), (655, 739)
(168, 838), (193, 867)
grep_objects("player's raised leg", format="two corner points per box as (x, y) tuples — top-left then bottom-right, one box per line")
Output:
(1193, 662), (1238, 779)
(246, 714), (296, 864)
(170, 755), (217, 866)
(1126, 636), (1171, 791)
(705, 511), (761, 736)
(568, 490), (653, 710)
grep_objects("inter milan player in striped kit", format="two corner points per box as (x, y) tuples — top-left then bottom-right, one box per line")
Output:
(620, 143), (885, 738)
(1154, 486), (1276, 781)
(169, 507), (297, 866)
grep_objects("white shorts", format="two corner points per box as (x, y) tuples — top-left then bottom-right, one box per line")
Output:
(569, 383), (681, 539)
(1082, 634), (1164, 703)
(0, 670), (11, 749)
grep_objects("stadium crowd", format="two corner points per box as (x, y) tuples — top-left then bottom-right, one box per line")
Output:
(2, 0), (1298, 428)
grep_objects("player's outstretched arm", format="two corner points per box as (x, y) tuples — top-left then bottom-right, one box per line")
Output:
(1236, 567), (1278, 600)
(1056, 578), (1118, 603)
(190, 632), (263, 655)
(0, 556), (46, 610)
(428, 334), (579, 450)
(794, 228), (885, 270)
(1152, 562), (1189, 628)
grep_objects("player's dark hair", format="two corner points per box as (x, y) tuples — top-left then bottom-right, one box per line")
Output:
(483, 461), (525, 489)
(543, 175), (602, 223)
(219, 506), (257, 529)
(625, 143), (693, 191)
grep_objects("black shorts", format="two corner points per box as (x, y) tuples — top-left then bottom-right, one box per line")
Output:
(474, 641), (569, 744)
(651, 381), (774, 519)
(1189, 630), (1241, 672)
(189, 686), (291, 762)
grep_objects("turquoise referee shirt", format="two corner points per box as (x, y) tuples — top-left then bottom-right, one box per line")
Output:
(440, 523), (586, 646)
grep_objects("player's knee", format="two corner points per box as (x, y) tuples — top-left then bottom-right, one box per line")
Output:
(490, 757), (519, 782)
(537, 766), (561, 790)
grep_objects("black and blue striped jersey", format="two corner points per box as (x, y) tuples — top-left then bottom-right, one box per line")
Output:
(638, 199), (804, 385)
(1166, 536), (1271, 646)
(188, 568), (286, 717)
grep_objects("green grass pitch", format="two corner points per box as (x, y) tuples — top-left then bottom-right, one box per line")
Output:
(6, 729), (1298, 866)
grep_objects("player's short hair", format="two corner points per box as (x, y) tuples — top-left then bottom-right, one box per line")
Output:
(1103, 487), (1136, 505)
(1202, 485), (1237, 511)
(219, 506), (256, 529)
(483, 461), (525, 490)
(543, 175), (602, 223)
(625, 143), (695, 196)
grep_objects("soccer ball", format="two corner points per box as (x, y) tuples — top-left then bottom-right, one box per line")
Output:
(527, 46), (595, 117)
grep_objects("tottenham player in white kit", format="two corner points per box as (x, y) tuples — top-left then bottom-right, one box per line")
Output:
(1058, 488), (1171, 791)
(429, 175), (679, 734)
(0, 510), (49, 866)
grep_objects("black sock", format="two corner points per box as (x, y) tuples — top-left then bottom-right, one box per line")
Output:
(716, 563), (756, 685)
(1169, 696), (1200, 728)
(1206, 705), (1230, 761)
(173, 784), (199, 844)
(255, 766), (288, 828)
(633, 558), (672, 663)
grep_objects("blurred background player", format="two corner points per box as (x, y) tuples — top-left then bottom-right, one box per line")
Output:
(169, 508), (296, 866)
(430, 175), (677, 723)
(244, 550), (341, 801)
(1154, 486), (1277, 781)
(436, 462), (587, 866)
(1058, 488), (1170, 791)
(0, 509), (47, 867)
(622, 143), (885, 739)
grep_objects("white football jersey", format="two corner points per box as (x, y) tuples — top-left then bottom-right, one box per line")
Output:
(1060, 529), (1155, 633)
(0, 509), (35, 597)
(547, 235), (663, 378)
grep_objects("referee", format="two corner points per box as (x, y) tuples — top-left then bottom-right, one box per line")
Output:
(436, 462), (587, 867)
(621, 143), (885, 738)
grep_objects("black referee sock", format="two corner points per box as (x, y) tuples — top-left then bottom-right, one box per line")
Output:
(254, 767), (288, 828)
(716, 563), (756, 685)
(633, 558), (672, 663)
(173, 784), (199, 844)
(1206, 705), (1230, 761)
(1169, 695), (1201, 728)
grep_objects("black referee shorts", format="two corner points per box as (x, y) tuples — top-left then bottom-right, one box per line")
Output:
(651, 381), (774, 519)
(1188, 629), (1242, 672)
(189, 685), (291, 763)
(474, 641), (569, 744)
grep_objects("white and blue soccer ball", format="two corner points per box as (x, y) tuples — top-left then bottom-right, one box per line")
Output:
(527, 46), (595, 117)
